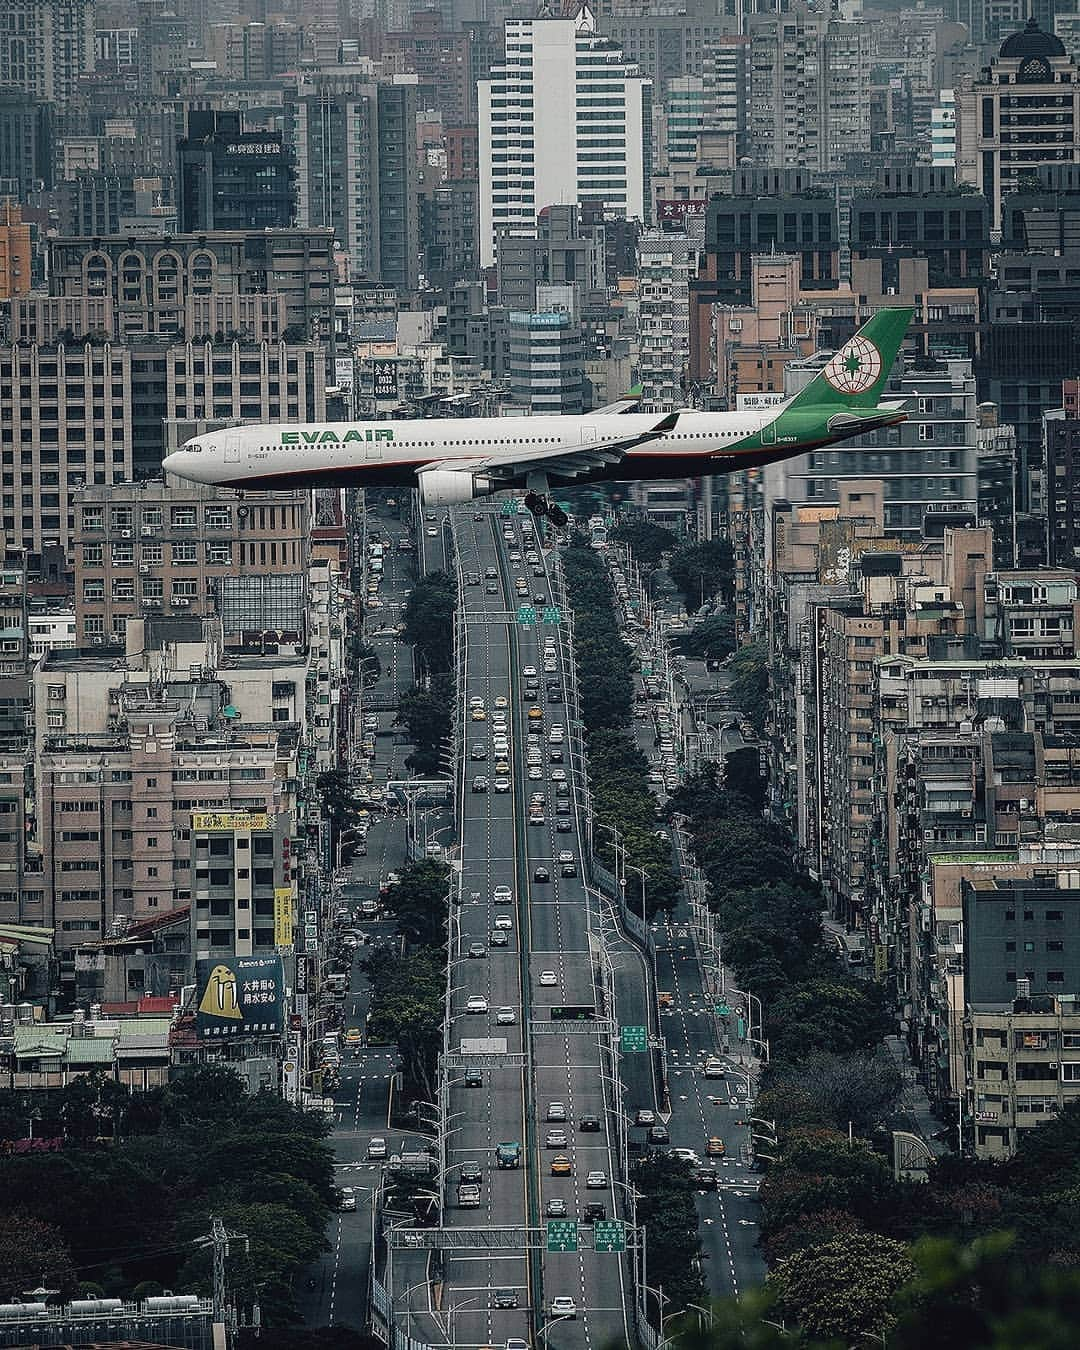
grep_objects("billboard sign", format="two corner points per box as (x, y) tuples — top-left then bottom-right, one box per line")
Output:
(196, 954), (284, 1039)
(372, 359), (398, 400)
(192, 811), (270, 832)
(274, 887), (294, 948)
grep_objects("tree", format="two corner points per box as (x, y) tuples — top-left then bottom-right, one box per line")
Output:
(610, 518), (678, 569)
(722, 746), (765, 811)
(768, 1049), (902, 1136)
(0, 1210), (79, 1301)
(395, 674), (453, 775)
(379, 859), (450, 947)
(768, 1230), (915, 1342)
(399, 571), (456, 674)
(362, 946), (444, 1099)
(668, 539), (734, 612)
(673, 613), (735, 663)
(727, 640), (769, 736)
(767, 976), (894, 1062)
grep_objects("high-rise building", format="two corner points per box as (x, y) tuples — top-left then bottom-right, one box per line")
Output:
(178, 110), (294, 233)
(478, 8), (651, 269)
(286, 71), (420, 293)
(0, 0), (95, 105)
(0, 89), (53, 199)
(509, 298), (584, 416)
(747, 4), (873, 174)
(636, 230), (689, 412)
(0, 201), (30, 299)
(955, 19), (1080, 233)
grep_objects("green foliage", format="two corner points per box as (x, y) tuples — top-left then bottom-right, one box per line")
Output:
(399, 570), (455, 674)
(362, 945), (443, 1100)
(378, 858), (450, 947)
(728, 639), (769, 736)
(395, 673), (453, 775)
(668, 539), (734, 612)
(765, 1048), (902, 1137)
(0, 1210), (79, 1301)
(0, 1068), (335, 1323)
(610, 517), (678, 568)
(768, 1230), (915, 1342)
(672, 613), (736, 663)
(633, 1155), (707, 1314)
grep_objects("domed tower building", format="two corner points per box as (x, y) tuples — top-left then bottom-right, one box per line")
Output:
(956, 17), (1080, 234)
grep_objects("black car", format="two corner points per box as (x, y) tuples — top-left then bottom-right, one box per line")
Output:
(464, 1067), (483, 1087)
(556, 800), (571, 814)
(492, 1289), (518, 1310)
(473, 513), (484, 522)
(460, 1161), (483, 1183)
(579, 1114), (601, 1132)
(647, 1123), (670, 1144)
(583, 1202), (606, 1222)
(486, 582), (499, 594)
(548, 689), (563, 703)
(533, 865), (550, 882)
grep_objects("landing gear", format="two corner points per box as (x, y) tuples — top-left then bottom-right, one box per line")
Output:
(523, 492), (568, 530)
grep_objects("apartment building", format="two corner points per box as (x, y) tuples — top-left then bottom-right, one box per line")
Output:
(636, 230), (690, 413)
(71, 481), (309, 648)
(0, 0), (95, 106)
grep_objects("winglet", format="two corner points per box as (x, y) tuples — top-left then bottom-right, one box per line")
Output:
(784, 307), (913, 413)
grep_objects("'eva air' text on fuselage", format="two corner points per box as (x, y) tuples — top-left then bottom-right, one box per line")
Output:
(279, 429), (396, 445)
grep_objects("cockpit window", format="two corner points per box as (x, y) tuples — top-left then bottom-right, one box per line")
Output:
(188, 443), (202, 454)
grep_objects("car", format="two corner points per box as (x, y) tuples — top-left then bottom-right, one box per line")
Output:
(494, 913), (513, 931)
(458, 1183), (481, 1208)
(493, 885), (512, 904)
(460, 1160), (483, 1183)
(539, 970), (558, 987)
(579, 1114), (601, 1132)
(490, 928), (509, 946)
(550, 1296), (577, 1320)
(522, 665), (537, 677)
(533, 865), (550, 883)
(534, 593), (547, 604)
(529, 813), (546, 826)
(367, 1137), (388, 1160)
(669, 1147), (700, 1164)
(465, 995), (488, 1014)
(473, 512), (484, 522)
(494, 695), (508, 709)
(528, 706), (543, 721)
(528, 766), (543, 780)
(496, 1006), (516, 1025)
(556, 819), (573, 832)
(464, 1066), (483, 1087)
(548, 689), (563, 703)
(703, 1058), (726, 1079)
(340, 1187), (357, 1212)
(495, 758), (510, 774)
(426, 527), (438, 536)
(468, 942), (487, 959)
(472, 775), (489, 793)
(585, 1170), (607, 1189)
(486, 582), (499, 594)
(648, 1124), (671, 1145)
(494, 777), (511, 793)
(658, 991), (674, 1009)
(555, 801), (571, 815)
(492, 1289), (518, 1310)
(583, 1202), (606, 1222)
(485, 567), (498, 578)
(549, 748), (564, 763)
(471, 707), (486, 721)
(635, 1108), (656, 1126)
(546, 1197), (568, 1217)
(550, 768), (566, 782)
(344, 1027), (362, 1045)
(706, 1137), (727, 1157)
(546, 1102), (567, 1121)
(560, 861), (576, 877)
(550, 1154), (572, 1176)
(470, 742), (487, 759)
(693, 1165), (719, 1185)
(545, 1128), (568, 1148)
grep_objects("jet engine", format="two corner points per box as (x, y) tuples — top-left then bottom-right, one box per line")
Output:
(417, 469), (497, 508)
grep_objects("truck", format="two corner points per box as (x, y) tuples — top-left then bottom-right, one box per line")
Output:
(388, 1151), (437, 1179)
(496, 1142), (521, 1169)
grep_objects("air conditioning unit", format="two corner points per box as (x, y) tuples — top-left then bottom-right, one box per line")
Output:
(120, 530), (132, 538)
(174, 598), (190, 607)
(139, 565), (150, 574)
(141, 526), (157, 536)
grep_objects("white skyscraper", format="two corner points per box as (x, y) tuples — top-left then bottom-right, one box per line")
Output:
(478, 6), (651, 268)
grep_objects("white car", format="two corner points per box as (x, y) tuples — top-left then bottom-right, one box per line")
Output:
(367, 1136), (388, 1160)
(538, 970), (558, 987)
(340, 1187), (357, 1211)
(550, 769), (566, 782)
(494, 777), (511, 792)
(493, 885), (513, 904)
(528, 766), (543, 780)
(494, 913), (514, 931)
(465, 995), (489, 1014)
(669, 1147), (700, 1164)
(585, 1170), (607, 1189)
(496, 1007), (516, 1025)
(551, 1297), (577, 1320)
(522, 665), (537, 677)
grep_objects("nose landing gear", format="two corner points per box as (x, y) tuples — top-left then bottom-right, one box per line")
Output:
(523, 491), (568, 529)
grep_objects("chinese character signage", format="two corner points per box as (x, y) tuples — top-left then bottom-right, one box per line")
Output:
(191, 811), (270, 833)
(274, 887), (294, 948)
(372, 359), (398, 400)
(196, 955), (284, 1039)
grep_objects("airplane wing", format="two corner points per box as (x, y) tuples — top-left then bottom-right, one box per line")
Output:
(424, 411), (680, 485)
(591, 395), (641, 415)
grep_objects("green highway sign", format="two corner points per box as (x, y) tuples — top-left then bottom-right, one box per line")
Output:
(517, 605), (537, 625)
(641, 664), (652, 676)
(620, 1024), (647, 1053)
(715, 1003), (730, 1017)
(542, 606), (562, 625)
(547, 1220), (578, 1252)
(593, 1220), (626, 1253)
(501, 499), (520, 516)
(737, 1017), (746, 1038)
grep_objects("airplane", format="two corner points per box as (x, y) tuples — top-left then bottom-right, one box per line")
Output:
(163, 307), (913, 528)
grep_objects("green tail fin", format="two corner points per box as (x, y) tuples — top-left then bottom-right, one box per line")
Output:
(785, 307), (913, 412)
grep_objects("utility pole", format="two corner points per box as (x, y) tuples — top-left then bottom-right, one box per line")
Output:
(195, 1216), (249, 1334)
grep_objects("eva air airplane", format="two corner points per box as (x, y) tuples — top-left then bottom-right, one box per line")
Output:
(163, 307), (912, 527)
